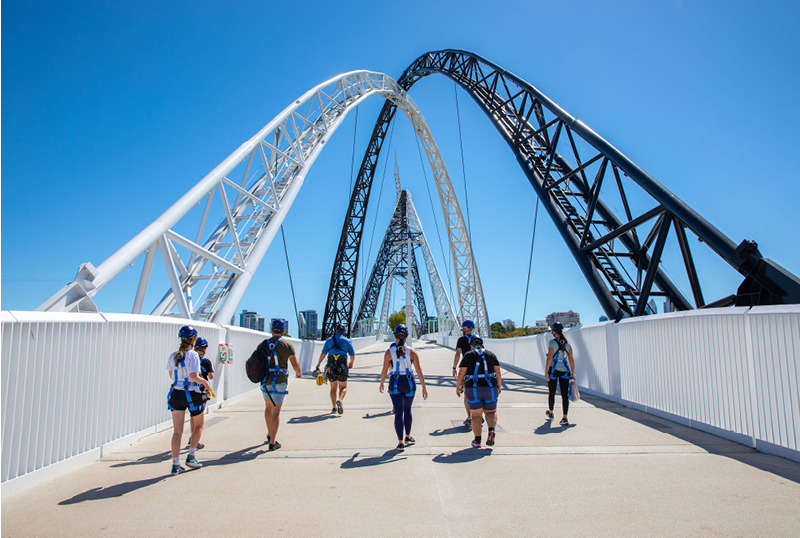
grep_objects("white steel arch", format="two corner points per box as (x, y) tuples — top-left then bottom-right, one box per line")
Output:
(38, 71), (488, 333)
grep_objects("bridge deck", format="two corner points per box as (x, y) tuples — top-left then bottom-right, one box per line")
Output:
(3, 342), (799, 536)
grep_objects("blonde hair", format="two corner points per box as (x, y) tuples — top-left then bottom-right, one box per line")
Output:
(174, 338), (195, 366)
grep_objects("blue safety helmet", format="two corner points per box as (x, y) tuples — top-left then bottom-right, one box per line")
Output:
(271, 318), (286, 332)
(335, 323), (346, 335)
(461, 320), (475, 329)
(195, 337), (208, 348)
(179, 325), (197, 340)
(393, 324), (409, 337)
(470, 335), (484, 347)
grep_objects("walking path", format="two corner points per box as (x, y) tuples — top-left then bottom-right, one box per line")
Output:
(3, 341), (800, 537)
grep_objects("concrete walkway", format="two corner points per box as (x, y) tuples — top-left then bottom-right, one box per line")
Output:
(3, 341), (800, 537)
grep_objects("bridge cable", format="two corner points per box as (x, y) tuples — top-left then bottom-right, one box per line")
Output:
(414, 127), (457, 318)
(454, 82), (472, 239)
(280, 225), (301, 336)
(521, 198), (540, 332)
(363, 120), (396, 299)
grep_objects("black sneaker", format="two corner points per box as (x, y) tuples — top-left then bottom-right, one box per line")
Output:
(396, 441), (405, 452)
(269, 441), (282, 451)
(560, 417), (569, 426)
(486, 429), (495, 446)
(463, 418), (472, 428)
(404, 435), (415, 446)
(336, 400), (343, 414)
(546, 410), (554, 420)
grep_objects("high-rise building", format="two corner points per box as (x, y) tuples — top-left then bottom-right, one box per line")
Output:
(502, 319), (515, 329)
(240, 310), (265, 332)
(663, 298), (675, 313)
(546, 310), (581, 327)
(647, 299), (657, 315)
(299, 309), (319, 338)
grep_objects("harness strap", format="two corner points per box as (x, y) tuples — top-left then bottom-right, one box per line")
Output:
(169, 357), (203, 412)
(467, 349), (498, 404)
(262, 338), (289, 395)
(389, 344), (415, 396)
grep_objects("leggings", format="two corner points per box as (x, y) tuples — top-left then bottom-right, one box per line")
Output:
(548, 375), (570, 415)
(390, 392), (414, 440)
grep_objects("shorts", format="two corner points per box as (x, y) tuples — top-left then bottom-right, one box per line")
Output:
(168, 389), (205, 417)
(326, 361), (348, 382)
(262, 382), (288, 405)
(466, 386), (498, 411)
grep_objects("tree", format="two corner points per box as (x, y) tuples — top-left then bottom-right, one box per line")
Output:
(388, 310), (406, 331)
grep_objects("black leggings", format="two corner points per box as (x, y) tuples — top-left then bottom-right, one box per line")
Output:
(390, 392), (414, 440)
(548, 375), (570, 416)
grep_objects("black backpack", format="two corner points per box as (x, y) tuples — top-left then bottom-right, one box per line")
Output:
(245, 340), (270, 384)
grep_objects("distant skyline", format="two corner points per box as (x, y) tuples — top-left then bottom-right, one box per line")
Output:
(3, 1), (800, 327)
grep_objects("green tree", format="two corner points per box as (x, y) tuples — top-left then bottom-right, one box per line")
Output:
(388, 310), (406, 331)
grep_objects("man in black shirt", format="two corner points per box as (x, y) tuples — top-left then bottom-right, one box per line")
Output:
(452, 320), (480, 427)
(457, 335), (502, 448)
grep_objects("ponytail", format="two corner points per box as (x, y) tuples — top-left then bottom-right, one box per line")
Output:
(553, 330), (568, 354)
(396, 337), (406, 356)
(174, 339), (193, 366)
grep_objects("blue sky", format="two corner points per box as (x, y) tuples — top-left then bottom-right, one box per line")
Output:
(3, 0), (800, 331)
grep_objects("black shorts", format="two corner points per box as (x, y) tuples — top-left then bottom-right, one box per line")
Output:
(168, 389), (205, 417)
(326, 361), (348, 382)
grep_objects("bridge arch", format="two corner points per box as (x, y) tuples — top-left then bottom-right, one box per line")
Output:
(38, 71), (488, 333)
(324, 49), (800, 331)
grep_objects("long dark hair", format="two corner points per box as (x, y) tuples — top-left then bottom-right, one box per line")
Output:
(395, 336), (406, 357)
(552, 329), (568, 354)
(174, 338), (194, 366)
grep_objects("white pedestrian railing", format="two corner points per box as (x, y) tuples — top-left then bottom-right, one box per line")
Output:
(439, 305), (800, 463)
(1, 311), (376, 494)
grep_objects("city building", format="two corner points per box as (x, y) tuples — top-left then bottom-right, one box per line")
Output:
(299, 309), (319, 338)
(240, 310), (265, 332)
(663, 298), (675, 313)
(646, 299), (657, 315)
(502, 319), (515, 329)
(599, 315), (609, 322)
(546, 310), (581, 327)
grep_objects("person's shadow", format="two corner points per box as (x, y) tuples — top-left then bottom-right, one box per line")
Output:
(341, 450), (406, 469)
(432, 447), (492, 464)
(203, 444), (271, 467)
(288, 413), (338, 424)
(429, 426), (464, 437)
(109, 450), (172, 467)
(534, 419), (575, 435)
(363, 410), (393, 419)
(59, 475), (168, 504)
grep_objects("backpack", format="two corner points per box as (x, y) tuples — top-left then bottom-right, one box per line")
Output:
(245, 340), (270, 384)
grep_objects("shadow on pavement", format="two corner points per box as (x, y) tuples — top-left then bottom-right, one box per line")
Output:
(363, 410), (393, 419)
(430, 426), (467, 437)
(433, 447), (492, 464)
(202, 444), (270, 467)
(110, 450), (172, 467)
(341, 450), (406, 469)
(288, 413), (338, 424)
(534, 420), (575, 435)
(59, 475), (168, 504)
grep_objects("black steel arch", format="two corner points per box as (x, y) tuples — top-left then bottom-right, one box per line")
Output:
(323, 49), (800, 335)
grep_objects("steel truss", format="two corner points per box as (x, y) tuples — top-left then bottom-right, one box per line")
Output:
(389, 50), (800, 320)
(354, 190), (456, 337)
(38, 71), (483, 327)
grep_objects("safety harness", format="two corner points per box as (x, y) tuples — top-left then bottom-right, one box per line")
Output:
(388, 343), (415, 397)
(549, 339), (572, 379)
(168, 355), (203, 412)
(464, 348), (497, 405)
(261, 337), (289, 398)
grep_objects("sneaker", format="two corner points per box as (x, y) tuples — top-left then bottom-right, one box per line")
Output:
(336, 400), (343, 414)
(187, 441), (205, 450)
(560, 417), (569, 426)
(546, 410), (554, 420)
(486, 429), (495, 446)
(463, 418), (472, 428)
(185, 455), (202, 469)
(171, 464), (185, 475)
(396, 441), (405, 452)
(404, 436), (415, 446)
(331, 407), (337, 414)
(471, 439), (481, 448)
(269, 441), (282, 451)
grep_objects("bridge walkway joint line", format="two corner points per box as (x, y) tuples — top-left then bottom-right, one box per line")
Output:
(3, 342), (800, 537)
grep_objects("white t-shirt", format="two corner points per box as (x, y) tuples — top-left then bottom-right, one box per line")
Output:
(167, 350), (201, 391)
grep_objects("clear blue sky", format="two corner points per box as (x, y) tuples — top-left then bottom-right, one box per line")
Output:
(3, 0), (800, 330)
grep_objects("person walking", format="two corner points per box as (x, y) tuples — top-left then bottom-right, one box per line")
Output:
(315, 323), (356, 414)
(452, 320), (482, 428)
(456, 335), (502, 448)
(188, 336), (214, 449)
(544, 322), (575, 426)
(254, 319), (302, 450)
(167, 325), (213, 475)
(379, 324), (428, 451)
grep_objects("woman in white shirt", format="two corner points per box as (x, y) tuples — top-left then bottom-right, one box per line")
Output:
(167, 325), (212, 475)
